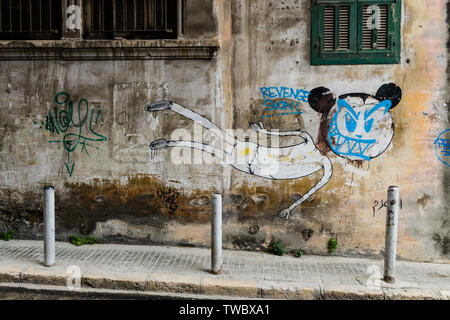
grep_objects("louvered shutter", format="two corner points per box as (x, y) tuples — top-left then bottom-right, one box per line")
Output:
(322, 5), (351, 51)
(311, 0), (401, 65)
(317, 2), (356, 54)
(323, 6), (335, 51)
(338, 6), (350, 49)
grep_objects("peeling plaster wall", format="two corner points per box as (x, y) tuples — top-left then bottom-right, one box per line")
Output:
(0, 0), (448, 262)
(228, 0), (449, 261)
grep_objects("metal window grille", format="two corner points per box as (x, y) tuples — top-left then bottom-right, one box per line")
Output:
(84, 0), (177, 39)
(0, 0), (62, 40)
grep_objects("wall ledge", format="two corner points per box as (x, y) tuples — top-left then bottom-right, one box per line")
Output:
(0, 39), (219, 60)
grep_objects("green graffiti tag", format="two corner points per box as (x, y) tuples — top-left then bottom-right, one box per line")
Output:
(35, 92), (107, 177)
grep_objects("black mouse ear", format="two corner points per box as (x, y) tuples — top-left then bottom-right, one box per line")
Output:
(308, 87), (336, 114)
(375, 83), (402, 109)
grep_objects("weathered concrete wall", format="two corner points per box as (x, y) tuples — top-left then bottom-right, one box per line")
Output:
(227, 0), (449, 261)
(0, 0), (448, 262)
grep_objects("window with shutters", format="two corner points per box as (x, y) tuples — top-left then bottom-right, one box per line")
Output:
(311, 0), (401, 65)
(83, 0), (178, 39)
(0, 0), (62, 40)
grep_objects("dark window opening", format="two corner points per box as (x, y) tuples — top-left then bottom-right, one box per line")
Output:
(84, 0), (178, 39)
(0, 0), (62, 40)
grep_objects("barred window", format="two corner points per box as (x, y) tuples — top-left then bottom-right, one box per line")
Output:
(83, 0), (178, 39)
(0, 0), (62, 40)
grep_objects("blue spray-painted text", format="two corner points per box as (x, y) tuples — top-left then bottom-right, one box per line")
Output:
(434, 129), (450, 167)
(259, 87), (309, 119)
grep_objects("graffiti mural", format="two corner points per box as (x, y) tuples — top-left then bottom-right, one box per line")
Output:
(308, 83), (402, 161)
(434, 129), (450, 167)
(35, 92), (108, 177)
(145, 101), (332, 219)
(144, 83), (401, 219)
(260, 86), (309, 119)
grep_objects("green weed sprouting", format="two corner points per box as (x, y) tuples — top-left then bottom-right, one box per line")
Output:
(294, 249), (304, 257)
(328, 237), (338, 253)
(269, 240), (287, 256)
(0, 230), (14, 241)
(70, 235), (99, 246)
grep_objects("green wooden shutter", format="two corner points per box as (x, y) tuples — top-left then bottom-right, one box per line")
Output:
(311, 0), (401, 65)
(315, 1), (357, 56)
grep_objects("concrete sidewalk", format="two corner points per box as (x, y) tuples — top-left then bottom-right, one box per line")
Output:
(0, 240), (449, 300)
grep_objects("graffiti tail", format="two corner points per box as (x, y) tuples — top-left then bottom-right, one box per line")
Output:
(278, 159), (332, 219)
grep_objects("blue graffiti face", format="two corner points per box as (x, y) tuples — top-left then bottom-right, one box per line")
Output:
(328, 96), (394, 161)
(434, 129), (450, 167)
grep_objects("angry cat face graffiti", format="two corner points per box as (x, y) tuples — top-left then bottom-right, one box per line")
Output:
(328, 96), (394, 160)
(308, 83), (402, 161)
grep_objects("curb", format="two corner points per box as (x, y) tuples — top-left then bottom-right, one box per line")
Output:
(0, 266), (447, 300)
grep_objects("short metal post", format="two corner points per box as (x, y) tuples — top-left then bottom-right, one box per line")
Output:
(211, 194), (222, 275)
(44, 186), (55, 267)
(384, 186), (399, 283)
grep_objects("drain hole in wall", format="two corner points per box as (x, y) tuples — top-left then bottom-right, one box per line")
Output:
(249, 225), (260, 235)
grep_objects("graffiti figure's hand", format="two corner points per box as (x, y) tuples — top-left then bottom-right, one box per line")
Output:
(145, 100), (172, 112)
(250, 121), (265, 131)
(150, 138), (169, 150)
(278, 208), (290, 220)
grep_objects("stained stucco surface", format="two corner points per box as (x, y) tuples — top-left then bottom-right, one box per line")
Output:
(0, 0), (448, 262)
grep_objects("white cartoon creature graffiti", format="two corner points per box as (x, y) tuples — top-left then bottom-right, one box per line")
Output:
(145, 101), (332, 219)
(145, 83), (401, 220)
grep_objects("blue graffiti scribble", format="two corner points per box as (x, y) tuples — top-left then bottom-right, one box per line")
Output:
(259, 86), (309, 119)
(434, 129), (450, 167)
(327, 99), (395, 161)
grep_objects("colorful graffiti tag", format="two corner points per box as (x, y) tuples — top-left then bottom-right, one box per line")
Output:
(259, 86), (309, 119)
(434, 129), (450, 167)
(35, 92), (108, 176)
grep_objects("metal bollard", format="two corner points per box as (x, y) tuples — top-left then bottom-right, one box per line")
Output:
(211, 194), (222, 275)
(44, 186), (55, 267)
(383, 186), (399, 283)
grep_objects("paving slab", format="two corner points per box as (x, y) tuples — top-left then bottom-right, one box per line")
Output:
(0, 240), (448, 299)
(146, 273), (201, 294)
(83, 270), (148, 291)
(201, 277), (259, 297)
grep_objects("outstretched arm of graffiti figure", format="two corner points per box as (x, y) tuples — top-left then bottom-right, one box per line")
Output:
(278, 158), (333, 220)
(145, 100), (236, 148)
(250, 121), (312, 142)
(150, 138), (226, 160)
